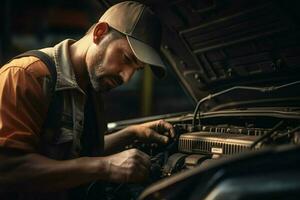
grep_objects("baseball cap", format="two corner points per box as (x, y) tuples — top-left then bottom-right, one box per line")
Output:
(99, 1), (167, 79)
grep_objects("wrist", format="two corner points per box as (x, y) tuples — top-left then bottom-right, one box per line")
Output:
(82, 157), (109, 181)
(124, 125), (138, 141)
(92, 156), (119, 182)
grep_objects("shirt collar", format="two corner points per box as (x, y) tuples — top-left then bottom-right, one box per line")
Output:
(52, 39), (84, 92)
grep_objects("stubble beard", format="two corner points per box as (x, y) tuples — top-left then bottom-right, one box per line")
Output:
(89, 63), (124, 92)
(89, 62), (105, 92)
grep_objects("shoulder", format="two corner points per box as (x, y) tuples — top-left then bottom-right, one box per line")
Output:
(0, 55), (54, 99)
(1, 56), (51, 79)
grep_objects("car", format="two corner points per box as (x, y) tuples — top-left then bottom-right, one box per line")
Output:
(2, 0), (300, 199)
(98, 0), (300, 200)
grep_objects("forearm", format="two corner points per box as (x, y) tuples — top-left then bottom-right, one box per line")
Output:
(0, 153), (108, 192)
(103, 120), (173, 155)
(104, 127), (136, 155)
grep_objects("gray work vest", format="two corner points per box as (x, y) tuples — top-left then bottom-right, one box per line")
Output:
(39, 39), (106, 160)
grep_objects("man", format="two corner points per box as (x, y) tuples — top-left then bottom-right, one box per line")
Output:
(0, 1), (174, 199)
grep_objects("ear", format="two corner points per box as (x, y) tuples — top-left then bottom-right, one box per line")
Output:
(93, 22), (109, 44)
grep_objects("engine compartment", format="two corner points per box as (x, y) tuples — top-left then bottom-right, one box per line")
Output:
(147, 113), (300, 180)
(91, 107), (300, 200)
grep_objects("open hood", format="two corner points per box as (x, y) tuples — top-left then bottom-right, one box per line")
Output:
(155, 0), (300, 103)
(100, 0), (300, 107)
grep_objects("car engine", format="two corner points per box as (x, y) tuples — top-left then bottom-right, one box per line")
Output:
(153, 115), (299, 178)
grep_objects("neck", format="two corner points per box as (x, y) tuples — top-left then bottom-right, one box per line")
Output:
(69, 36), (90, 91)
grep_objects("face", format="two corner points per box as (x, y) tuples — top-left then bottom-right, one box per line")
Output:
(86, 35), (145, 92)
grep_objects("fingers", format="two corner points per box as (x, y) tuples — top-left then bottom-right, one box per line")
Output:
(146, 129), (169, 144)
(142, 120), (175, 137)
(131, 120), (175, 144)
(127, 149), (150, 182)
(157, 120), (175, 138)
(106, 149), (151, 183)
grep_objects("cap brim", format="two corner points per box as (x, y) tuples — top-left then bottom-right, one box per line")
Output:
(127, 36), (166, 79)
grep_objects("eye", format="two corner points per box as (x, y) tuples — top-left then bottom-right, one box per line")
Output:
(123, 54), (132, 64)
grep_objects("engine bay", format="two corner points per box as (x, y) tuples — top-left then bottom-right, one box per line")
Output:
(94, 108), (300, 200)
(148, 113), (300, 179)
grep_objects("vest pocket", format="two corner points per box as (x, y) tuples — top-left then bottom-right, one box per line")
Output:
(61, 112), (74, 129)
(53, 126), (74, 144)
(53, 112), (74, 144)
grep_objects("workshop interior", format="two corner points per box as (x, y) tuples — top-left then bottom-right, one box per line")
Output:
(1, 0), (300, 199)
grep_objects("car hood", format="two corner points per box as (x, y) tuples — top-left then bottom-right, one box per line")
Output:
(101, 0), (300, 108)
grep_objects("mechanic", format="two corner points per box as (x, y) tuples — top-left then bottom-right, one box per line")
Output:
(0, 1), (175, 199)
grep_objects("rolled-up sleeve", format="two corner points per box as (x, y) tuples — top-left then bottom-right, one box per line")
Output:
(0, 64), (49, 153)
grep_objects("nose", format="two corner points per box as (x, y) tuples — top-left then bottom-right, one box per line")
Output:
(120, 67), (135, 83)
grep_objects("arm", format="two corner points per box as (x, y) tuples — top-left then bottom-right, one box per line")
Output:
(104, 127), (135, 155)
(0, 148), (151, 192)
(0, 151), (105, 192)
(104, 120), (175, 155)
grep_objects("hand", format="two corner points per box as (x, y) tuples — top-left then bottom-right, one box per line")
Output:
(103, 148), (151, 183)
(127, 120), (175, 144)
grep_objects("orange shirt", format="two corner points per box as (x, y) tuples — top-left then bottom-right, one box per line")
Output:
(0, 56), (50, 153)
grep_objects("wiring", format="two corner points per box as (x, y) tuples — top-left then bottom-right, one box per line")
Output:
(251, 123), (300, 149)
(250, 120), (284, 149)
